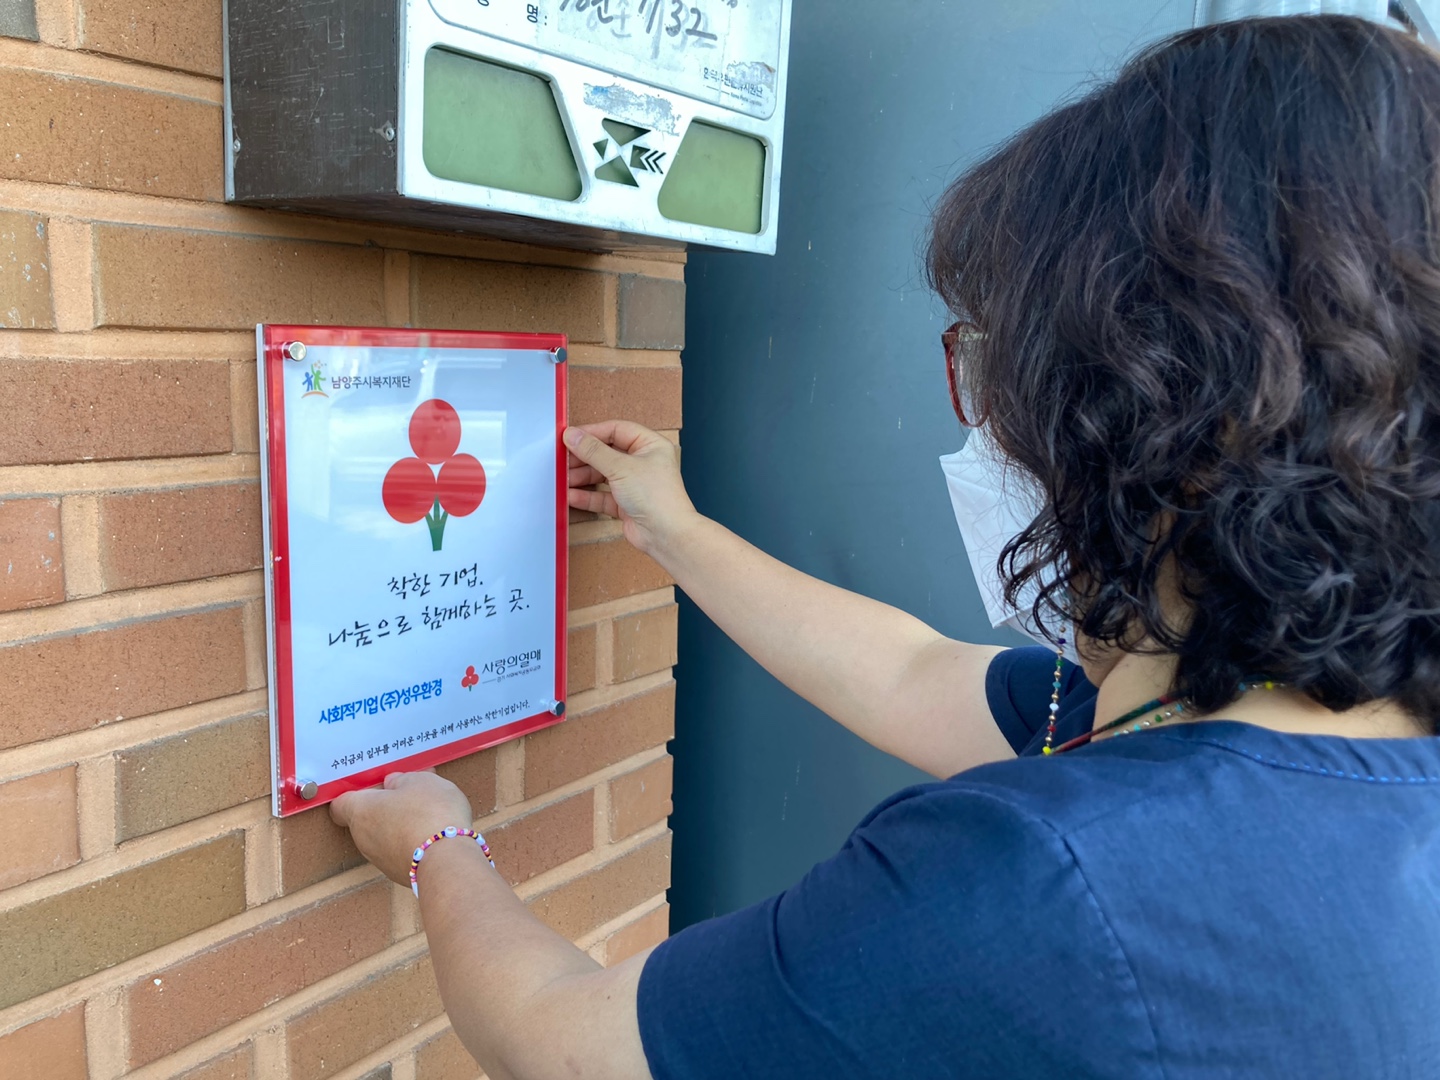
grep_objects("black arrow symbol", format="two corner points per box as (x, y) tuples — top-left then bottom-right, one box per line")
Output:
(629, 146), (667, 173)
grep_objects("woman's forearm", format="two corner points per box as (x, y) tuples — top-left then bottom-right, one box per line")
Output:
(418, 840), (651, 1080)
(328, 774), (653, 1080)
(561, 421), (1013, 774)
(650, 514), (1012, 775)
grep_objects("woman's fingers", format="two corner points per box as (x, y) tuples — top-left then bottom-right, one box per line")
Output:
(568, 487), (619, 518)
(569, 419), (655, 455)
(568, 463), (607, 488)
(604, 419), (661, 454)
(563, 427), (629, 475)
(564, 423), (667, 481)
(564, 420), (659, 457)
(329, 791), (354, 827)
(329, 787), (374, 828)
(567, 433), (621, 520)
(562, 420), (689, 547)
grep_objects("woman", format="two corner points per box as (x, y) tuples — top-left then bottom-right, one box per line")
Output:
(333, 15), (1440, 1078)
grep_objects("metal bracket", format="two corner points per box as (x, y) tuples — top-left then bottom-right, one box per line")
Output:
(1396, 0), (1440, 46)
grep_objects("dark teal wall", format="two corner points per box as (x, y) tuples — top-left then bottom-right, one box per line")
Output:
(671, 0), (1195, 928)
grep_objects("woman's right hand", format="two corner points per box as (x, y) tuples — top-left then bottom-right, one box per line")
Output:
(564, 421), (700, 558)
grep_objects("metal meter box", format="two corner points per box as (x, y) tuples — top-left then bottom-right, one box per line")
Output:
(224, 0), (792, 253)
(1195, 0), (1438, 42)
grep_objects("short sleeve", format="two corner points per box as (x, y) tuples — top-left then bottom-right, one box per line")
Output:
(636, 782), (1156, 1080)
(985, 646), (1098, 756)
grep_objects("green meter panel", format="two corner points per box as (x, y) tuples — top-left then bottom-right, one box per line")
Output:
(224, 0), (792, 254)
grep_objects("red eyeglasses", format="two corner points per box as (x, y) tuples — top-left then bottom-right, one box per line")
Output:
(942, 319), (986, 427)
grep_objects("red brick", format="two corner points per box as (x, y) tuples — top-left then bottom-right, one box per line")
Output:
(487, 789), (594, 886)
(0, 68), (221, 200)
(0, 766), (80, 890)
(231, 361), (259, 455)
(278, 803), (366, 894)
(602, 903), (670, 965)
(0, 833), (247, 1010)
(116, 712), (269, 841)
(0, 1005), (87, 1080)
(435, 747), (498, 817)
(569, 365), (681, 430)
(175, 1045), (254, 1080)
(0, 498), (63, 611)
(568, 537), (673, 610)
(94, 225), (386, 329)
(0, 358), (232, 466)
(0, 208), (53, 329)
(611, 603), (678, 682)
(567, 622), (597, 694)
(100, 482), (262, 590)
(608, 755), (673, 842)
(527, 833), (671, 940)
(0, 606), (249, 751)
(78, 0), (223, 76)
(414, 1028), (481, 1080)
(286, 954), (443, 1080)
(524, 682), (674, 799)
(412, 256), (606, 343)
(127, 882), (391, 1068)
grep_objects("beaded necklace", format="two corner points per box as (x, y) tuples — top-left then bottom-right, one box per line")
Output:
(1041, 636), (1282, 756)
(1040, 632), (1068, 755)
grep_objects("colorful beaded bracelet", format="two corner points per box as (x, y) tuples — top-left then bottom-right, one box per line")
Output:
(408, 826), (495, 897)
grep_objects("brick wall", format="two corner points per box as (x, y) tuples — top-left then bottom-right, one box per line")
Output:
(0, 3), (683, 1077)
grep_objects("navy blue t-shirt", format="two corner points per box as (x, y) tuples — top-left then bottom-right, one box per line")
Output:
(638, 647), (1440, 1078)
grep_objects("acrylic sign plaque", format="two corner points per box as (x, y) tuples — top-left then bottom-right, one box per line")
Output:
(258, 325), (568, 816)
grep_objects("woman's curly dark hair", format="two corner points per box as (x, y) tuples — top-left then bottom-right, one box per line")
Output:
(928, 15), (1440, 729)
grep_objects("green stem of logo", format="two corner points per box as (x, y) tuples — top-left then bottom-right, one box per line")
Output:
(425, 499), (449, 552)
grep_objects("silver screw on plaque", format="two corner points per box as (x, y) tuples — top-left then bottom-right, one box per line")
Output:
(550, 700), (566, 717)
(382, 122), (396, 142)
(232, 137), (242, 153)
(297, 779), (319, 801)
(284, 341), (307, 362)
(551, 346), (567, 365)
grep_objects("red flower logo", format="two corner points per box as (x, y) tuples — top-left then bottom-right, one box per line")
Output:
(461, 665), (479, 690)
(382, 400), (487, 551)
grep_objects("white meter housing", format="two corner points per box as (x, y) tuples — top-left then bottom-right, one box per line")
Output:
(224, 0), (793, 254)
(1195, 0), (1438, 43)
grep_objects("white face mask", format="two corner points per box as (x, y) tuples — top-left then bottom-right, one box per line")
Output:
(940, 427), (1078, 661)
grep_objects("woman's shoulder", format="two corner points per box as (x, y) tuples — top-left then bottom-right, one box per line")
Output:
(868, 723), (1209, 843)
(639, 737), (1173, 1078)
(642, 726), (1440, 1078)
(874, 721), (1440, 910)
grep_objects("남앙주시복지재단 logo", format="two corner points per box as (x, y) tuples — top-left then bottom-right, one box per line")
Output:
(301, 359), (327, 397)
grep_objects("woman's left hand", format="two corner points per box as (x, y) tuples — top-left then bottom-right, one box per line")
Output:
(330, 771), (474, 887)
